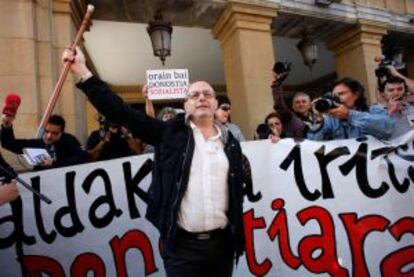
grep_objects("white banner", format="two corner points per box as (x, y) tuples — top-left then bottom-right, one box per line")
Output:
(1, 134), (414, 276)
(146, 69), (189, 100)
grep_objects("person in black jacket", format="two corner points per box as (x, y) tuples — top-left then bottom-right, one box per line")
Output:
(1, 114), (89, 170)
(63, 48), (246, 277)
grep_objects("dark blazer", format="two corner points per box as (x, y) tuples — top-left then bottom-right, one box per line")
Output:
(78, 76), (246, 260)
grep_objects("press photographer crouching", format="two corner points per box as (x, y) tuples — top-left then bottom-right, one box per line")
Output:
(307, 78), (395, 141)
(86, 116), (144, 161)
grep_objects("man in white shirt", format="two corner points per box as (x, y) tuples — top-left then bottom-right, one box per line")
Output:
(63, 48), (246, 277)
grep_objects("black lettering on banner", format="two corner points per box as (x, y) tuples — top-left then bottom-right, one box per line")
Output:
(408, 166), (414, 183)
(371, 143), (414, 193)
(82, 169), (122, 229)
(122, 159), (153, 219)
(370, 146), (395, 160)
(314, 146), (350, 199)
(394, 144), (414, 162)
(280, 144), (321, 201)
(32, 176), (57, 244)
(339, 143), (389, 198)
(242, 155), (262, 203)
(381, 156), (410, 193)
(0, 197), (36, 249)
(54, 171), (85, 237)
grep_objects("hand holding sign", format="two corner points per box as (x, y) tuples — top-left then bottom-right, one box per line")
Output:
(146, 69), (189, 100)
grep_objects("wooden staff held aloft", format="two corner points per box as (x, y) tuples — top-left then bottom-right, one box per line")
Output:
(36, 4), (95, 137)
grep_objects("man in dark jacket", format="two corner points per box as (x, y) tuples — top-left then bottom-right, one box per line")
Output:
(1, 114), (89, 170)
(64, 48), (245, 277)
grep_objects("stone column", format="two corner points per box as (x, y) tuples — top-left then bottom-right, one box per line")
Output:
(327, 20), (388, 103)
(0, 0), (42, 138)
(212, 0), (278, 139)
(0, 0), (87, 142)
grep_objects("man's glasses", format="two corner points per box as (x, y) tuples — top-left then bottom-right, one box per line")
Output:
(187, 90), (215, 100)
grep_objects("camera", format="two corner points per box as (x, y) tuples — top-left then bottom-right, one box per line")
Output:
(375, 59), (405, 80)
(313, 92), (340, 113)
(98, 116), (109, 137)
(273, 61), (292, 85)
(375, 53), (406, 91)
(255, 124), (271, 140)
(98, 116), (120, 137)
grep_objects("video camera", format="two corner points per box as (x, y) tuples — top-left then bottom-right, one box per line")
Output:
(272, 61), (292, 85)
(313, 92), (340, 113)
(375, 59), (405, 81)
(98, 116), (120, 137)
(375, 54), (406, 90)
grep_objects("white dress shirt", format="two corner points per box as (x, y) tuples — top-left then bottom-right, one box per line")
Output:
(177, 122), (229, 232)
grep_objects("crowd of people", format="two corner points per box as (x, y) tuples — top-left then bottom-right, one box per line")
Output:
(1, 46), (414, 276)
(1, 61), (412, 178)
(262, 62), (414, 142)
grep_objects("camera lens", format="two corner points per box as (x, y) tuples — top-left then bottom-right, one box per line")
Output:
(314, 98), (332, 113)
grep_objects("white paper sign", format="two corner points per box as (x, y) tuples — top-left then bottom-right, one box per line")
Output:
(146, 69), (189, 100)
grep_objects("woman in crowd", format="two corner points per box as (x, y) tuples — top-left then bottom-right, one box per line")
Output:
(307, 77), (395, 141)
(264, 112), (284, 143)
(215, 95), (245, 142)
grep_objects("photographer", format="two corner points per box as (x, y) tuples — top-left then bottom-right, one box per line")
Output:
(1, 114), (88, 170)
(271, 62), (315, 138)
(377, 76), (414, 139)
(307, 77), (395, 141)
(86, 117), (144, 161)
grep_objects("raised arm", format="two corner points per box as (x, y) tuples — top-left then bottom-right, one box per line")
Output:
(142, 85), (156, 119)
(63, 48), (166, 145)
(271, 81), (293, 122)
(1, 115), (42, 154)
(348, 105), (395, 140)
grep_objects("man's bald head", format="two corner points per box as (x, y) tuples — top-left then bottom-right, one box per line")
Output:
(184, 81), (217, 124)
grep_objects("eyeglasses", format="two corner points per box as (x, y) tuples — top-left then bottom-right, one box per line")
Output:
(187, 90), (215, 100)
(220, 104), (231, 112)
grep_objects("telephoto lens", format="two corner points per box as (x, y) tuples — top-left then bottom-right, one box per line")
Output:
(313, 93), (340, 113)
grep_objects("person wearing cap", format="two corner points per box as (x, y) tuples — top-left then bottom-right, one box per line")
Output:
(63, 47), (246, 277)
(215, 95), (246, 142)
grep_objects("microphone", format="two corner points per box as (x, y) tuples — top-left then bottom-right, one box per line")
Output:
(2, 93), (21, 116)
